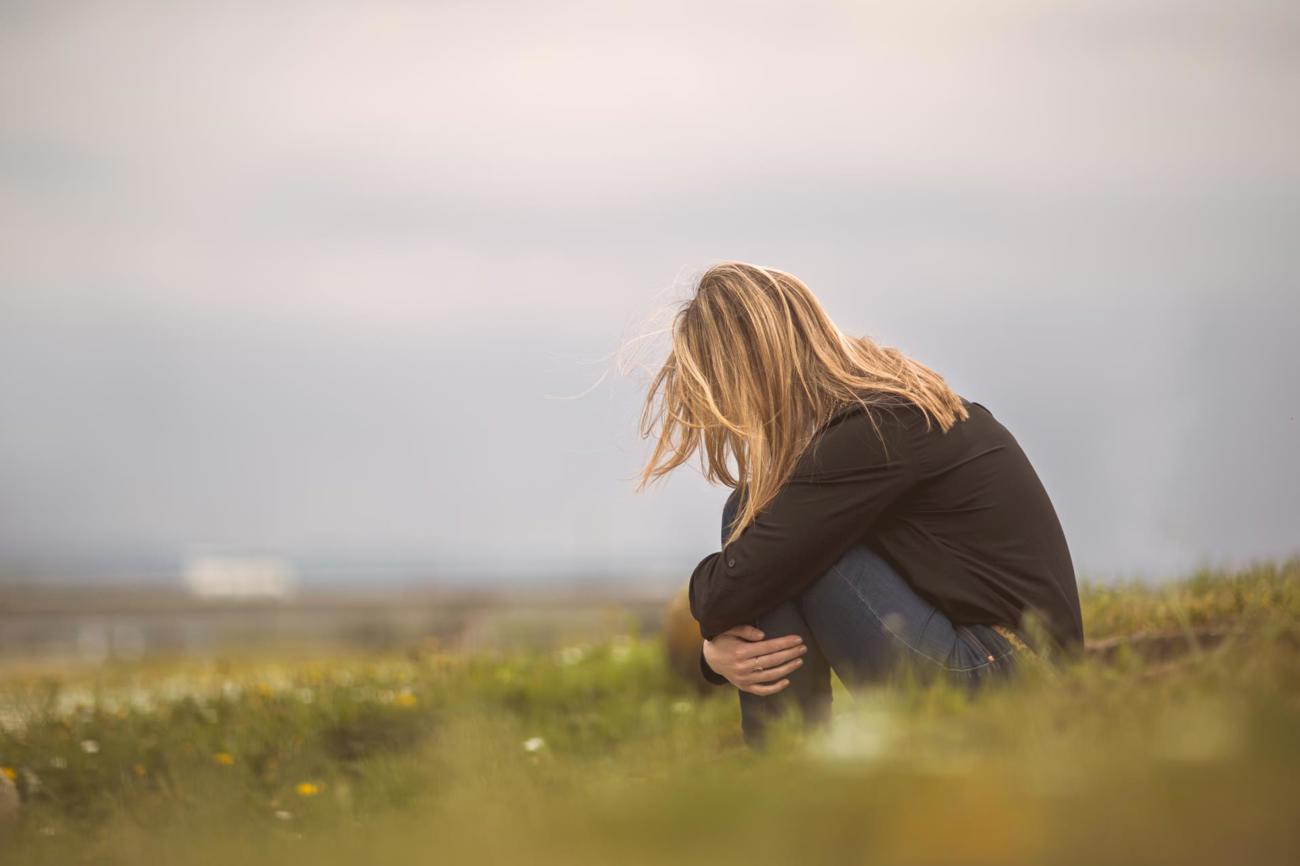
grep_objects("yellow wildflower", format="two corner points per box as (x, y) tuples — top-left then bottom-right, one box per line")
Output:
(295, 782), (320, 797)
(132, 764), (147, 778)
(394, 691), (418, 708)
(1, 766), (16, 782)
(213, 752), (235, 766)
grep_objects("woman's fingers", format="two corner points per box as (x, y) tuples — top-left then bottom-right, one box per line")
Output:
(750, 644), (808, 670)
(733, 633), (803, 661)
(722, 624), (765, 641)
(742, 656), (804, 684)
(741, 678), (791, 695)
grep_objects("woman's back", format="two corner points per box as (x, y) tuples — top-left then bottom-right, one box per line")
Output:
(690, 391), (1083, 652)
(852, 394), (1084, 650)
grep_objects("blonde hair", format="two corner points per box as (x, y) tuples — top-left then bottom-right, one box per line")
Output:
(636, 261), (968, 547)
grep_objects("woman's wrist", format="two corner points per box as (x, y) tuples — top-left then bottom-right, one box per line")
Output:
(699, 645), (730, 685)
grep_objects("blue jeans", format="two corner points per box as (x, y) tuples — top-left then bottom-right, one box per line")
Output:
(720, 495), (1019, 747)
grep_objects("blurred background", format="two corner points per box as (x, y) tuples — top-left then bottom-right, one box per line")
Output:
(1, 0), (1296, 662)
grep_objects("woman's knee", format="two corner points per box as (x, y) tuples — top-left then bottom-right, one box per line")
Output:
(801, 543), (913, 613)
(798, 542), (961, 664)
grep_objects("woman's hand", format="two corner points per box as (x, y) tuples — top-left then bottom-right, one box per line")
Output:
(702, 625), (807, 694)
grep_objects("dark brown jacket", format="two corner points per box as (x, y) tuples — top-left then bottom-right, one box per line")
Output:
(689, 394), (1083, 652)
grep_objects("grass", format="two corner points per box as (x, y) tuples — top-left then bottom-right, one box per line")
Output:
(2, 557), (1298, 865)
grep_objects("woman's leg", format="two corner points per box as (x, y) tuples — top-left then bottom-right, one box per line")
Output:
(722, 495), (1017, 747)
(793, 543), (1017, 692)
(737, 595), (835, 748)
(720, 494), (835, 747)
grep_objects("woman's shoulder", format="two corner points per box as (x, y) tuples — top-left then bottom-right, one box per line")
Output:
(797, 394), (919, 475)
(825, 390), (934, 430)
(831, 391), (986, 427)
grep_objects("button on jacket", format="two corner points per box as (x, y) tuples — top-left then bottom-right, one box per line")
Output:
(688, 394), (1084, 667)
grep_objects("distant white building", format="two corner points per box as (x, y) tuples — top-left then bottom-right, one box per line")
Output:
(184, 553), (297, 599)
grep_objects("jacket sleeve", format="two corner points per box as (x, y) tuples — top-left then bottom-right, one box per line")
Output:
(687, 408), (917, 641)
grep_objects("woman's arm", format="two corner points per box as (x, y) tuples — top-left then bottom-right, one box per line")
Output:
(688, 408), (917, 640)
(700, 624), (808, 693)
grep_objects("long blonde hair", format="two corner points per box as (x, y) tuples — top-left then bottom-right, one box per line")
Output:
(636, 261), (968, 547)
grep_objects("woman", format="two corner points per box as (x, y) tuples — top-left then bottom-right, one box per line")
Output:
(637, 261), (1083, 747)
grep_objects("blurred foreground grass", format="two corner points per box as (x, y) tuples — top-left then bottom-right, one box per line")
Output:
(2, 558), (1298, 865)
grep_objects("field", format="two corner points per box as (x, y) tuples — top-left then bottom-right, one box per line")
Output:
(3, 559), (1299, 865)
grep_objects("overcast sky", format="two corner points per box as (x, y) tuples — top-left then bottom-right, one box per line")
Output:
(1, 0), (1297, 586)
